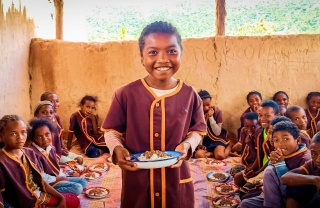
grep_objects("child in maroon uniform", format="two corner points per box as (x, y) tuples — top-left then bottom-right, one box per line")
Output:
(194, 90), (233, 160)
(237, 91), (263, 139)
(0, 115), (79, 208)
(281, 132), (320, 208)
(305, 92), (320, 138)
(101, 21), (206, 208)
(273, 91), (290, 108)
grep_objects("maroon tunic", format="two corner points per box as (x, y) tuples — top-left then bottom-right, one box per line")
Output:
(301, 159), (320, 175)
(239, 128), (257, 167)
(305, 108), (320, 138)
(0, 148), (48, 208)
(237, 107), (252, 138)
(69, 111), (106, 154)
(54, 113), (64, 138)
(255, 128), (273, 170)
(101, 79), (207, 208)
(284, 145), (311, 169)
(300, 130), (311, 149)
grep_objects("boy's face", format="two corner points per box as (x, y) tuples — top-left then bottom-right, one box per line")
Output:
(1, 120), (27, 150)
(310, 142), (320, 168)
(36, 105), (54, 121)
(80, 100), (96, 116)
(202, 98), (211, 114)
(33, 126), (52, 149)
(141, 32), (181, 84)
(274, 93), (289, 108)
(307, 96), (320, 111)
(243, 119), (259, 135)
(273, 130), (300, 156)
(47, 94), (60, 112)
(247, 94), (262, 111)
(289, 109), (307, 130)
(267, 125), (274, 146)
(258, 106), (278, 129)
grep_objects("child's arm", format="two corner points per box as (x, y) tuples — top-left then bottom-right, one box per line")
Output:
(43, 181), (66, 207)
(207, 107), (222, 136)
(245, 161), (268, 178)
(88, 114), (99, 135)
(280, 167), (320, 189)
(67, 132), (74, 150)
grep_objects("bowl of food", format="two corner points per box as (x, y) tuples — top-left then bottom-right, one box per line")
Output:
(88, 163), (110, 172)
(129, 150), (182, 169)
(206, 159), (227, 166)
(81, 171), (102, 181)
(206, 171), (230, 182)
(62, 161), (85, 177)
(214, 183), (239, 195)
(85, 187), (109, 199)
(212, 196), (240, 208)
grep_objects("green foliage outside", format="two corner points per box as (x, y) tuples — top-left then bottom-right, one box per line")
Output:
(84, 0), (319, 41)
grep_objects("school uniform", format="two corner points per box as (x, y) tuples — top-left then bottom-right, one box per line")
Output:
(305, 108), (320, 138)
(202, 106), (229, 151)
(101, 79), (207, 208)
(0, 148), (50, 208)
(69, 111), (107, 154)
(239, 128), (257, 168)
(240, 144), (311, 208)
(300, 130), (311, 149)
(237, 107), (252, 138)
(255, 128), (273, 170)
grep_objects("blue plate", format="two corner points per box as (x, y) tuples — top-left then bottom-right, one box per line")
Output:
(206, 171), (230, 182)
(129, 151), (182, 169)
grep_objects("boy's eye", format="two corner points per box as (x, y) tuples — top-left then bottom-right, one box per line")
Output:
(36, 135), (43, 139)
(168, 49), (177, 54)
(45, 132), (50, 137)
(10, 132), (17, 136)
(148, 51), (157, 55)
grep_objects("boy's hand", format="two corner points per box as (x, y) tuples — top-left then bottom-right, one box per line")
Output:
(253, 105), (259, 112)
(113, 146), (139, 171)
(75, 156), (83, 165)
(170, 142), (190, 168)
(196, 145), (206, 150)
(207, 107), (215, 117)
(61, 147), (69, 156)
(269, 147), (284, 164)
(314, 176), (320, 190)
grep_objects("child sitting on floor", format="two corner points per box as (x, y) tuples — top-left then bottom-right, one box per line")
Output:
(68, 95), (109, 158)
(267, 116), (292, 147)
(286, 105), (311, 149)
(0, 115), (79, 208)
(281, 132), (320, 208)
(237, 91), (263, 139)
(240, 121), (311, 208)
(239, 112), (260, 168)
(28, 117), (87, 196)
(33, 101), (83, 164)
(195, 90), (233, 160)
(273, 91), (290, 108)
(234, 100), (279, 189)
(305, 92), (320, 138)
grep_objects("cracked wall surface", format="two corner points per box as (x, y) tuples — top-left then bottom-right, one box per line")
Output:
(0, 0), (35, 119)
(29, 35), (320, 137)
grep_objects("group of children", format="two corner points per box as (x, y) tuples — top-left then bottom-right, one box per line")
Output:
(0, 20), (319, 208)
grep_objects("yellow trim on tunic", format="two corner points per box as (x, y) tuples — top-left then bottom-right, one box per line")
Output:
(180, 177), (193, 183)
(300, 166), (309, 175)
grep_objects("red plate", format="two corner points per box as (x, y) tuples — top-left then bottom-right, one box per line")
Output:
(212, 195), (240, 208)
(84, 186), (109, 199)
(214, 183), (239, 195)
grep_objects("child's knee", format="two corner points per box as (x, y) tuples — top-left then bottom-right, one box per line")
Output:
(194, 150), (206, 158)
(72, 183), (84, 196)
(234, 172), (245, 187)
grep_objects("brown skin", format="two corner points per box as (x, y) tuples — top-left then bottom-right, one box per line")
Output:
(274, 93), (289, 108)
(287, 109), (308, 130)
(307, 95), (320, 115)
(247, 94), (262, 112)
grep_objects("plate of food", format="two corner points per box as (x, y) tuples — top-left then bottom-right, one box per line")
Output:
(214, 183), (239, 195)
(62, 161), (85, 177)
(85, 187), (109, 199)
(206, 159), (227, 166)
(81, 171), (102, 181)
(212, 195), (240, 208)
(88, 163), (110, 172)
(206, 171), (230, 182)
(129, 150), (182, 169)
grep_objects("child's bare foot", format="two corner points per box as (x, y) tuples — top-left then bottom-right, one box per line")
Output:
(75, 157), (84, 165)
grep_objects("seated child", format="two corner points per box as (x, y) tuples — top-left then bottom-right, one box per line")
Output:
(286, 105), (311, 149)
(28, 117), (87, 196)
(0, 115), (79, 208)
(194, 90), (233, 160)
(234, 100), (279, 189)
(273, 91), (290, 108)
(281, 132), (320, 208)
(40, 92), (83, 164)
(305, 92), (320, 138)
(239, 112), (260, 168)
(68, 95), (109, 158)
(237, 91), (263, 139)
(240, 121), (311, 208)
(34, 101), (83, 164)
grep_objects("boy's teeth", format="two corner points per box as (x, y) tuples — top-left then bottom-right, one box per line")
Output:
(156, 67), (169, 71)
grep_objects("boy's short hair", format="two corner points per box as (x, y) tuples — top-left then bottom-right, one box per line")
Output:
(28, 118), (56, 141)
(272, 121), (300, 139)
(306, 92), (320, 101)
(198, 90), (212, 100)
(285, 105), (305, 119)
(246, 91), (262, 102)
(270, 116), (291, 126)
(244, 112), (258, 120)
(311, 132), (320, 143)
(261, 100), (280, 115)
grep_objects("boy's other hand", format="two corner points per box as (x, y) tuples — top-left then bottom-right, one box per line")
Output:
(62, 148), (69, 156)
(269, 147), (284, 164)
(114, 146), (139, 171)
(170, 142), (191, 168)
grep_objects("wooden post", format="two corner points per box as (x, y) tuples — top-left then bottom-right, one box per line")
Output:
(216, 0), (226, 36)
(54, 0), (63, 39)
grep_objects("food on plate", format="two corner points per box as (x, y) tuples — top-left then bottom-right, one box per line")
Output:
(220, 185), (234, 193)
(215, 184), (239, 194)
(89, 163), (109, 172)
(94, 163), (106, 169)
(62, 161), (84, 176)
(212, 173), (227, 179)
(138, 150), (172, 161)
(85, 172), (96, 178)
(206, 159), (226, 166)
(213, 198), (238, 207)
(218, 199), (234, 206)
(88, 188), (106, 196)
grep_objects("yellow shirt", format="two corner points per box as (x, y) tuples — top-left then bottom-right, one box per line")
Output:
(262, 128), (268, 166)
